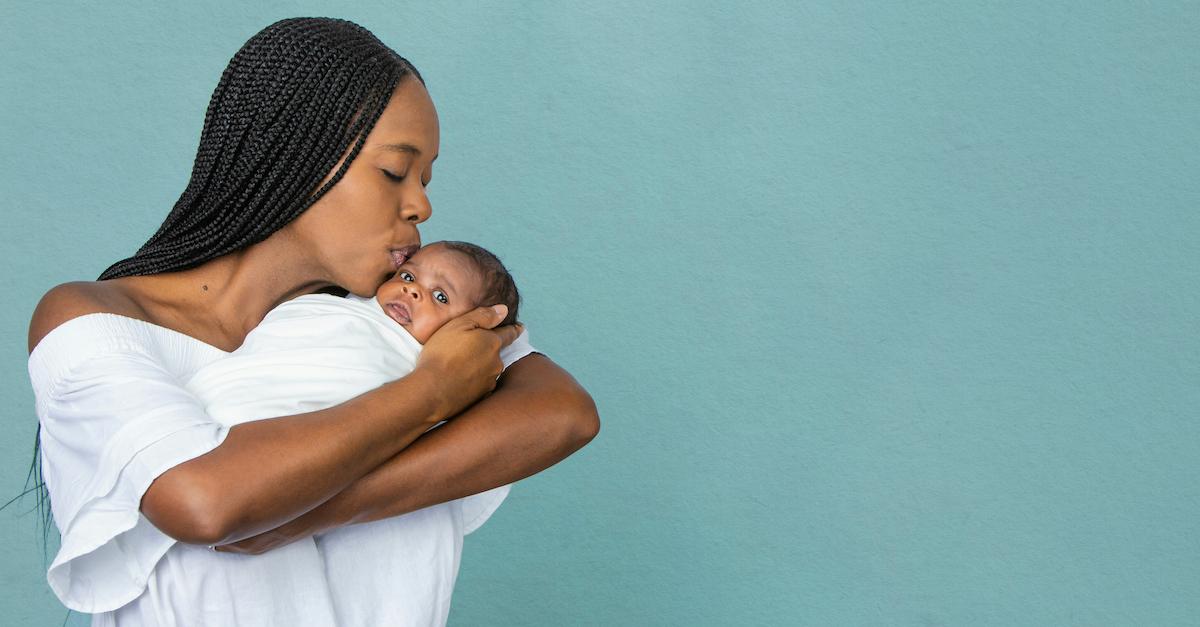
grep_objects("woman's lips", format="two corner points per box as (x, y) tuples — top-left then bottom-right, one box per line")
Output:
(391, 245), (420, 269)
(386, 302), (412, 325)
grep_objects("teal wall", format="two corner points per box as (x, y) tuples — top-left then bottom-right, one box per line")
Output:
(3, 2), (1198, 625)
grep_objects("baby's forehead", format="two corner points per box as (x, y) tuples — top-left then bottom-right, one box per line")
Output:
(412, 244), (474, 273)
(412, 245), (486, 296)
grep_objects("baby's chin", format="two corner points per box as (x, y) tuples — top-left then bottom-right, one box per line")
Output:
(398, 321), (430, 345)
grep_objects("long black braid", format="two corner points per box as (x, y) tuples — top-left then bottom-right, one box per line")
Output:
(5, 17), (425, 568)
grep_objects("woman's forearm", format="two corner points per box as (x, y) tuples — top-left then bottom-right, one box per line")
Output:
(294, 354), (599, 533)
(143, 367), (451, 546)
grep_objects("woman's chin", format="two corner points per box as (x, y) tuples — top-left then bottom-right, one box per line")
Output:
(342, 270), (390, 298)
(341, 279), (381, 299)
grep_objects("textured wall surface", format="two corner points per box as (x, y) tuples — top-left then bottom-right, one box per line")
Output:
(2, 2), (1197, 625)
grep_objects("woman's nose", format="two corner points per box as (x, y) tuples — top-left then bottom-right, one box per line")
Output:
(399, 185), (432, 224)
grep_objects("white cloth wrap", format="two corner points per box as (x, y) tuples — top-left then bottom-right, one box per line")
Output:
(187, 293), (426, 424)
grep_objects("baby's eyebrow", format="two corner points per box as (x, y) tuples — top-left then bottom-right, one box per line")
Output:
(408, 260), (458, 296)
(433, 270), (458, 296)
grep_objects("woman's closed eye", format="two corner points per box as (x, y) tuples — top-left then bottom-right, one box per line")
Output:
(383, 169), (431, 189)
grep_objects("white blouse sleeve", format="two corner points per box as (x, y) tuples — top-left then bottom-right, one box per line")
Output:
(28, 315), (231, 613)
(458, 327), (540, 535)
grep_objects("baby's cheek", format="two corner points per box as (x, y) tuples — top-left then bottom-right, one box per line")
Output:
(435, 311), (461, 330)
(428, 306), (470, 335)
(375, 280), (401, 301)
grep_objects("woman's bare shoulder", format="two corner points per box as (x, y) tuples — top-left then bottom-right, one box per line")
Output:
(28, 281), (146, 354)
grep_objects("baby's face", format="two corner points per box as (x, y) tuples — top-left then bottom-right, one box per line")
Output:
(374, 244), (484, 343)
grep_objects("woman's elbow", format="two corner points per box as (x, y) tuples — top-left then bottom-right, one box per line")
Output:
(508, 354), (599, 450)
(141, 468), (231, 545)
(565, 387), (600, 448)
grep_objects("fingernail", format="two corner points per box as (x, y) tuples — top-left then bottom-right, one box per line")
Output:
(493, 305), (507, 316)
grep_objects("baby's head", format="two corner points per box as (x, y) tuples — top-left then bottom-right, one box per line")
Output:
(374, 241), (520, 343)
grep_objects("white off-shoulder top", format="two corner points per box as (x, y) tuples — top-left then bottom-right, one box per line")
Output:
(28, 297), (536, 626)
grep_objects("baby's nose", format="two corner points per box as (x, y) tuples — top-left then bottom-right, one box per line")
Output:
(403, 285), (421, 300)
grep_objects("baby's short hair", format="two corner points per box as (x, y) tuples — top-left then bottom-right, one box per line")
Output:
(431, 241), (520, 326)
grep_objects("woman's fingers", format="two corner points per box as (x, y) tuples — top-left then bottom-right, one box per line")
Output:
(449, 306), (520, 346)
(451, 304), (507, 331)
(493, 322), (524, 348)
(414, 305), (514, 418)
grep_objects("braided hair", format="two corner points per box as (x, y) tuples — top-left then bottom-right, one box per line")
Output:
(100, 17), (423, 278)
(7, 17), (424, 558)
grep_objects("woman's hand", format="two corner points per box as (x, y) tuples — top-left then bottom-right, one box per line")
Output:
(416, 304), (523, 419)
(212, 508), (331, 555)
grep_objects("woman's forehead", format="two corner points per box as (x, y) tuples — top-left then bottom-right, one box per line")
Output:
(367, 78), (439, 154)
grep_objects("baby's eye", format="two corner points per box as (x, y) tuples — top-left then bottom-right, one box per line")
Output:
(433, 290), (449, 305)
(398, 271), (415, 282)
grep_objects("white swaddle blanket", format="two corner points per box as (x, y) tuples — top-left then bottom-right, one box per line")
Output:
(184, 292), (532, 624)
(187, 293), (425, 424)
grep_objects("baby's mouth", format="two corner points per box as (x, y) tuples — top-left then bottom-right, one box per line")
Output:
(385, 301), (412, 325)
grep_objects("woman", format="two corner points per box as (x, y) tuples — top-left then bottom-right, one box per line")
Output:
(26, 17), (599, 626)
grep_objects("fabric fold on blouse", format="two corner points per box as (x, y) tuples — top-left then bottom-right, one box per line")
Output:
(30, 314), (233, 613)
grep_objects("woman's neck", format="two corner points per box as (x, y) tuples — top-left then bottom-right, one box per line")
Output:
(123, 233), (333, 350)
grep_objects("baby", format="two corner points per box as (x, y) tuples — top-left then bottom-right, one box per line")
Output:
(181, 239), (532, 624)
(377, 240), (520, 344)
(185, 239), (524, 424)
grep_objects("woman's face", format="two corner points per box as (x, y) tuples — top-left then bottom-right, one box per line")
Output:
(287, 76), (440, 297)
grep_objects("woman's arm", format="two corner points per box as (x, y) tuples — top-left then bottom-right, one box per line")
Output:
(30, 285), (521, 547)
(214, 353), (598, 554)
(149, 311), (525, 546)
(333, 354), (599, 524)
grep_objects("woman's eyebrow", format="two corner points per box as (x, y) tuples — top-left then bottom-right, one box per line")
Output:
(379, 142), (420, 155)
(378, 143), (438, 162)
